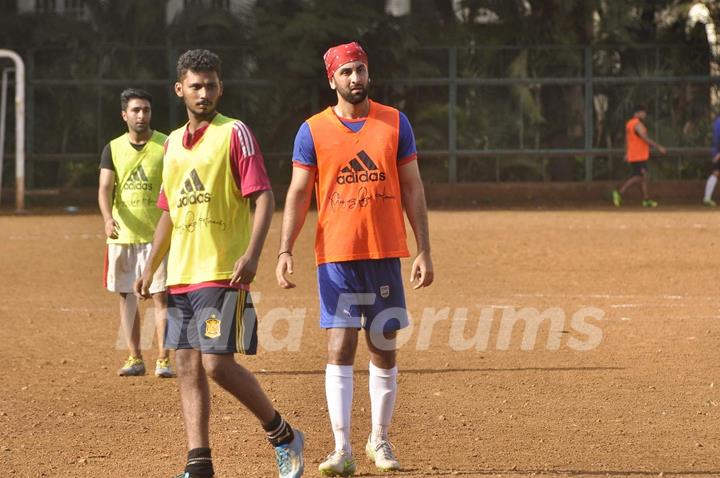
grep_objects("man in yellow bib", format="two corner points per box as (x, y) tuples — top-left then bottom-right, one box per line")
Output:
(98, 88), (172, 378)
(134, 49), (303, 478)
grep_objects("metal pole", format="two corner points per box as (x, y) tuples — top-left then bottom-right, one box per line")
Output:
(654, 46), (660, 128)
(518, 90), (524, 149)
(0, 50), (25, 212)
(448, 47), (458, 183)
(26, 49), (34, 190)
(584, 46), (594, 181)
(96, 47), (104, 154)
(0, 68), (13, 206)
(168, 46), (178, 129)
(654, 46), (660, 173)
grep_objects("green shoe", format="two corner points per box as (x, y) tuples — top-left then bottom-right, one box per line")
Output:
(704, 199), (717, 207)
(642, 199), (658, 208)
(612, 189), (622, 207)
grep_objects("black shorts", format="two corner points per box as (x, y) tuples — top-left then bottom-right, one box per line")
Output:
(166, 287), (258, 355)
(711, 160), (720, 173)
(630, 161), (648, 176)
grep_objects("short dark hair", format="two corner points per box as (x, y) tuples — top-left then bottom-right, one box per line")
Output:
(176, 49), (222, 81)
(633, 104), (647, 113)
(120, 88), (152, 111)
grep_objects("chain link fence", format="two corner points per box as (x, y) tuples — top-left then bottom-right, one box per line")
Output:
(0, 44), (718, 191)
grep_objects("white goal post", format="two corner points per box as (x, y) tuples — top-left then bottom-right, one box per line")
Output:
(0, 50), (25, 212)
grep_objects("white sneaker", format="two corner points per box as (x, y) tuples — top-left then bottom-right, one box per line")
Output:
(318, 449), (356, 477)
(365, 435), (400, 471)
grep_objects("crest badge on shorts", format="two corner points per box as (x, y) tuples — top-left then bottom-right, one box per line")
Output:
(380, 285), (390, 298)
(204, 315), (221, 339)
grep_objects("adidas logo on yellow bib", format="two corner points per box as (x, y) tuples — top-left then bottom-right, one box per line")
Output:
(123, 165), (153, 191)
(176, 169), (213, 208)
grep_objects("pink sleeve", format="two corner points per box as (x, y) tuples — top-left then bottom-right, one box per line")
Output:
(157, 187), (169, 211)
(230, 121), (272, 197)
(157, 139), (170, 211)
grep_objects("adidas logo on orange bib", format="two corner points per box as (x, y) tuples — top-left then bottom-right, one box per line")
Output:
(176, 168), (213, 208)
(336, 150), (386, 184)
(123, 166), (153, 191)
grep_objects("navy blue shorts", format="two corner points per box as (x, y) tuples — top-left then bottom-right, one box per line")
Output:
(165, 288), (258, 355)
(317, 258), (408, 334)
(630, 161), (648, 176)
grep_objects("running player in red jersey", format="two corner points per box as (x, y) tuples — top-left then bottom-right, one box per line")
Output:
(276, 42), (433, 476)
(612, 105), (666, 208)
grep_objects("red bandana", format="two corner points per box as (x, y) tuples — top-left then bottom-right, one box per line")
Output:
(323, 42), (368, 79)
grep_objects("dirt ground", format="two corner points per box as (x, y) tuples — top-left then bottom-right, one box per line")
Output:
(1, 208), (720, 477)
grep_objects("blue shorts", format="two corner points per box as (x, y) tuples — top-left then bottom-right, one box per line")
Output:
(318, 258), (408, 333)
(165, 288), (258, 355)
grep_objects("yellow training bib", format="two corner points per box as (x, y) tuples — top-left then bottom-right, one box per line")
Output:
(163, 114), (251, 286)
(108, 130), (166, 244)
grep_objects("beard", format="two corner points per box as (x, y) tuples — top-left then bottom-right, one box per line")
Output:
(187, 101), (217, 120)
(338, 85), (368, 105)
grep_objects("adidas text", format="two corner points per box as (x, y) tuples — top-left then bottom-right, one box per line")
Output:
(337, 171), (386, 185)
(122, 182), (153, 191)
(176, 192), (212, 208)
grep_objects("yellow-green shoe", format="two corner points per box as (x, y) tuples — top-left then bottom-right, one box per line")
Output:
(318, 449), (356, 477)
(642, 199), (658, 208)
(612, 189), (622, 207)
(155, 357), (174, 378)
(365, 435), (400, 472)
(704, 199), (717, 207)
(118, 356), (145, 376)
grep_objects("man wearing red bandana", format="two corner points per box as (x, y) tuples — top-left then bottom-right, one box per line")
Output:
(277, 41), (434, 476)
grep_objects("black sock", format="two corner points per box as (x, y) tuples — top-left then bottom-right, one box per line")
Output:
(185, 447), (213, 477)
(263, 411), (294, 447)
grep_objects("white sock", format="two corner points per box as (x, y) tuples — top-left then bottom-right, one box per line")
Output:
(325, 364), (353, 452)
(369, 362), (398, 443)
(705, 175), (717, 201)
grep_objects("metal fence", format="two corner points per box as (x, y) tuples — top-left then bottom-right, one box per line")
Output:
(1, 44), (719, 190)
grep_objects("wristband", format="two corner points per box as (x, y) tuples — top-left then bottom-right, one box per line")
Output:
(277, 250), (292, 258)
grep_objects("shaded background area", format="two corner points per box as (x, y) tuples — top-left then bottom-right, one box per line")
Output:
(0, 0), (719, 196)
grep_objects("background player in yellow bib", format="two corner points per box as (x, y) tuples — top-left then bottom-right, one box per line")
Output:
(98, 88), (172, 378)
(276, 42), (434, 476)
(134, 49), (303, 478)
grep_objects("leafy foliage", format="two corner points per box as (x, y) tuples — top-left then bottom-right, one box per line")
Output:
(0, 0), (718, 187)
